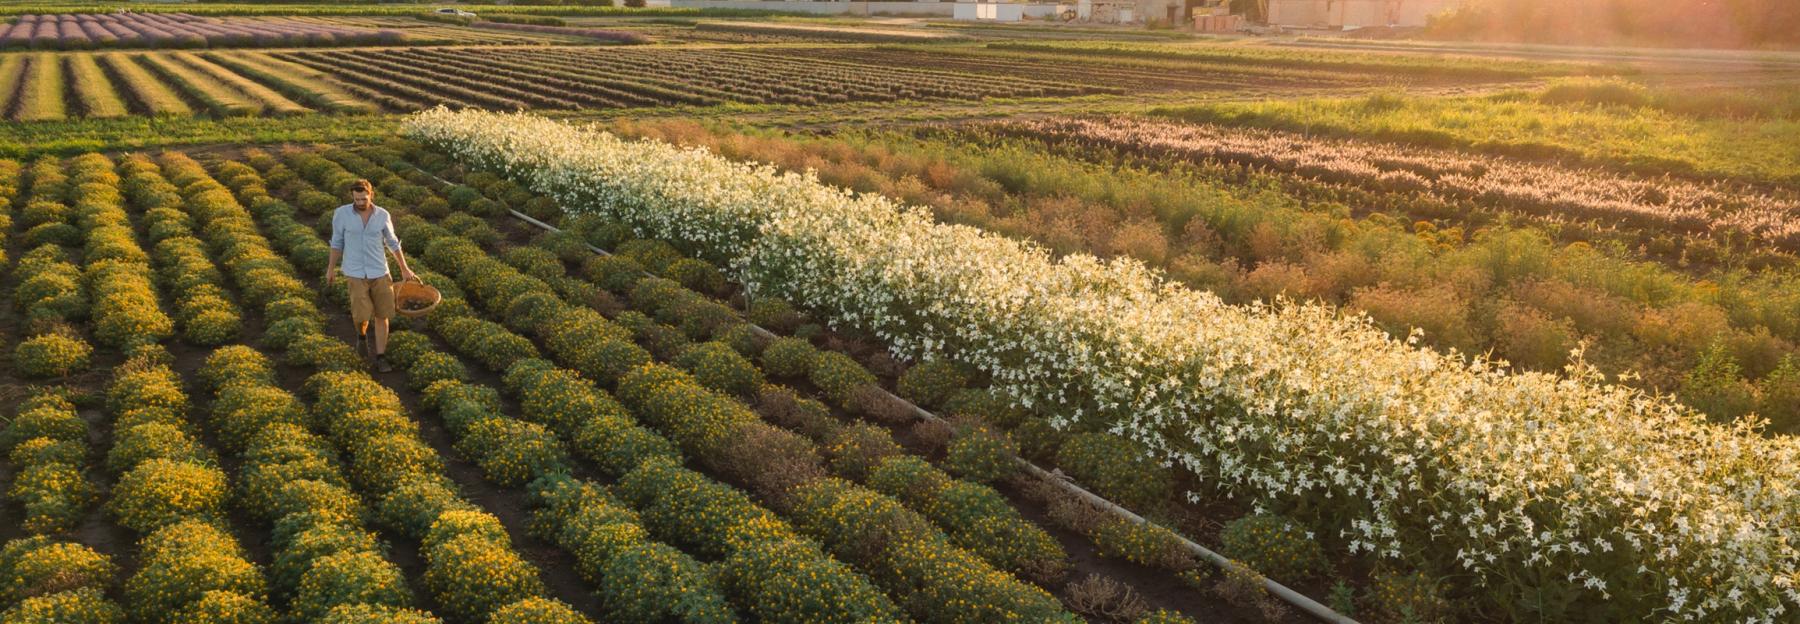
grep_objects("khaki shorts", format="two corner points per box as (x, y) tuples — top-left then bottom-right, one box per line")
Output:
(347, 275), (395, 325)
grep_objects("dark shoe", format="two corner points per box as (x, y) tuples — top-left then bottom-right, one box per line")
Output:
(356, 332), (369, 357)
(375, 355), (393, 373)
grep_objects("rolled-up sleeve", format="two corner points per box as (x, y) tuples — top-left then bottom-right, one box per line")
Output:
(382, 214), (402, 252)
(328, 207), (344, 251)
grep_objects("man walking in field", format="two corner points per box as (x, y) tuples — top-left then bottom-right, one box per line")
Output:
(325, 179), (417, 373)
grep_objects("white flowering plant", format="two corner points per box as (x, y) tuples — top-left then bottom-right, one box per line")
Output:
(405, 108), (1800, 622)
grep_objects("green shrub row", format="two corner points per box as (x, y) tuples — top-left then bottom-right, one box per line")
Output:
(759, 387), (1067, 585)
(403, 235), (904, 623)
(199, 346), (423, 619)
(616, 458), (902, 622)
(304, 371), (548, 624)
(69, 154), (171, 349)
(525, 475), (730, 623)
(179, 154), (569, 624)
(121, 155), (242, 346)
(432, 226), (1070, 623)
(2, 393), (95, 535)
(103, 349), (271, 624)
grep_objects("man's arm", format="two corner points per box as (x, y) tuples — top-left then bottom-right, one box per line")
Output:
(325, 209), (343, 286)
(384, 217), (416, 281)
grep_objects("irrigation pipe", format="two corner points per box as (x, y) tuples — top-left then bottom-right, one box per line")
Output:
(500, 207), (1361, 624)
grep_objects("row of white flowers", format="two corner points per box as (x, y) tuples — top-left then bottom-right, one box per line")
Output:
(403, 108), (1799, 622)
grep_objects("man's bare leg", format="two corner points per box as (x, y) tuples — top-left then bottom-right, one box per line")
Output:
(373, 318), (389, 356)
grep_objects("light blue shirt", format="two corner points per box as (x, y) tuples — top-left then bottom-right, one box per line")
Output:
(329, 203), (401, 280)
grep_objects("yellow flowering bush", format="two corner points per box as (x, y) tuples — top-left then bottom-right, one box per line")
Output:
(664, 257), (725, 295)
(674, 341), (764, 398)
(0, 539), (113, 602)
(10, 463), (95, 534)
(0, 588), (124, 624)
(526, 475), (735, 623)
(317, 604), (443, 624)
(580, 254), (645, 293)
(292, 551), (414, 621)
(106, 423), (209, 475)
(2, 405), (84, 453)
(787, 478), (1075, 623)
(1369, 568), (1450, 623)
(12, 333), (91, 378)
(455, 418), (571, 487)
(124, 520), (267, 624)
(422, 533), (546, 623)
(616, 364), (758, 456)
(866, 456), (1066, 583)
(1218, 514), (1329, 582)
(385, 331), (436, 368)
(377, 476), (478, 540)
(109, 459), (226, 533)
(759, 337), (818, 379)
(408, 351), (468, 391)
(170, 590), (275, 624)
(198, 345), (275, 392)
(489, 597), (594, 624)
(942, 421), (1017, 484)
(210, 385), (307, 452)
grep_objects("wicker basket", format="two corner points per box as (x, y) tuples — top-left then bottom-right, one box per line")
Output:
(393, 277), (441, 318)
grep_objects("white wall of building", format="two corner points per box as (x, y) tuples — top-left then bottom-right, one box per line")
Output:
(1267, 0), (1461, 28)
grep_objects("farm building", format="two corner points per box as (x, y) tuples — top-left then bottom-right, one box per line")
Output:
(1265, 0), (1464, 29)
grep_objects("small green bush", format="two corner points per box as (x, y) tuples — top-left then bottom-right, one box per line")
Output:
(759, 337), (818, 379)
(1218, 514), (1329, 582)
(1056, 433), (1173, 510)
(943, 422), (1018, 483)
(663, 258), (725, 295)
(747, 298), (803, 334)
(675, 342), (764, 397)
(808, 352), (877, 408)
(408, 352), (468, 391)
(898, 360), (969, 409)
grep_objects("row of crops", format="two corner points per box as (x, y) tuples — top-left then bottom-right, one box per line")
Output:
(2, 143), (1302, 623)
(989, 116), (1800, 251)
(0, 46), (1105, 121)
(0, 13), (404, 50)
(400, 107), (1800, 623)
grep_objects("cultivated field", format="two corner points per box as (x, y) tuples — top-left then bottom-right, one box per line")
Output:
(2, 5), (1797, 624)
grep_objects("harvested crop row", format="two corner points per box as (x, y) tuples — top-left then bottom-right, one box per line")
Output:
(64, 53), (128, 117)
(202, 51), (378, 114)
(98, 52), (190, 115)
(11, 53), (66, 121)
(132, 52), (259, 116)
(169, 51), (309, 115)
